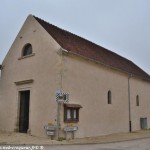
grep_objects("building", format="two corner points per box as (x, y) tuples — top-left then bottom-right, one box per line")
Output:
(0, 15), (150, 139)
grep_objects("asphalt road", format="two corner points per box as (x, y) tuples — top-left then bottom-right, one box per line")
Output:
(43, 138), (150, 150)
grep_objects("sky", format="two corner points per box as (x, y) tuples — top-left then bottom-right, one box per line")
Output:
(0, 0), (150, 74)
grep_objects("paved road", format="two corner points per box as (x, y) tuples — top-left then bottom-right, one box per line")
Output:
(43, 138), (150, 150)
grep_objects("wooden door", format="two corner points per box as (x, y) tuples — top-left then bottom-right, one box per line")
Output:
(19, 90), (30, 133)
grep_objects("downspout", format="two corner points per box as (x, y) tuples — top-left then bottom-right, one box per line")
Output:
(0, 65), (2, 79)
(128, 74), (132, 132)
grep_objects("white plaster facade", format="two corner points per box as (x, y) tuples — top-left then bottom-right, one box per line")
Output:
(0, 15), (150, 139)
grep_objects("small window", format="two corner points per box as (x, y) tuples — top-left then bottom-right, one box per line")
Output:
(22, 44), (32, 56)
(140, 118), (147, 129)
(64, 104), (82, 123)
(136, 95), (139, 106)
(64, 108), (79, 123)
(108, 90), (112, 104)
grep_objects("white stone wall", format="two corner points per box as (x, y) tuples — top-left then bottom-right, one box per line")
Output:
(0, 15), (63, 137)
(0, 15), (150, 139)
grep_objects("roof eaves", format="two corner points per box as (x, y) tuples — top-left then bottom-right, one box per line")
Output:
(62, 48), (150, 81)
(62, 48), (131, 75)
(33, 15), (150, 82)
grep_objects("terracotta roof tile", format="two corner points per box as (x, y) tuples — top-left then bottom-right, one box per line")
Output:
(34, 16), (150, 81)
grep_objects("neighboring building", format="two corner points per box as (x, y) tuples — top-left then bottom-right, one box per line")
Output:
(0, 15), (150, 139)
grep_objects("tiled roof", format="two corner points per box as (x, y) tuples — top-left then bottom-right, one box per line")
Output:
(34, 16), (150, 81)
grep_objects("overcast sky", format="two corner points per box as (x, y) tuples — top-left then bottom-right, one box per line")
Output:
(0, 0), (150, 73)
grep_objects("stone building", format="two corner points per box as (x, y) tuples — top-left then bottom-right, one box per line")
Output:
(0, 15), (150, 139)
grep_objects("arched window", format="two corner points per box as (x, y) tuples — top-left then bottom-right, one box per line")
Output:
(136, 95), (139, 106)
(22, 43), (32, 56)
(108, 90), (112, 104)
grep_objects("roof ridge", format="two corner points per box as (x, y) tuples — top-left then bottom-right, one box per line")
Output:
(33, 16), (133, 62)
(33, 15), (150, 80)
(33, 16), (103, 47)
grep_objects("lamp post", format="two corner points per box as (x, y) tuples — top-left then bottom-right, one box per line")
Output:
(56, 101), (60, 140)
(55, 90), (69, 140)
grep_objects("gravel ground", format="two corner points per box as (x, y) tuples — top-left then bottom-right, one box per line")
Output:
(0, 130), (150, 145)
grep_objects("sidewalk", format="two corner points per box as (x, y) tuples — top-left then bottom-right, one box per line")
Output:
(0, 130), (150, 145)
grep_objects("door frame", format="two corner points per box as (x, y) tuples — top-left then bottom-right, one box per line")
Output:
(19, 90), (30, 133)
(15, 88), (31, 133)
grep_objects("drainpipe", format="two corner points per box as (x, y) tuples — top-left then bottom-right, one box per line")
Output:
(128, 74), (132, 132)
(0, 65), (2, 79)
